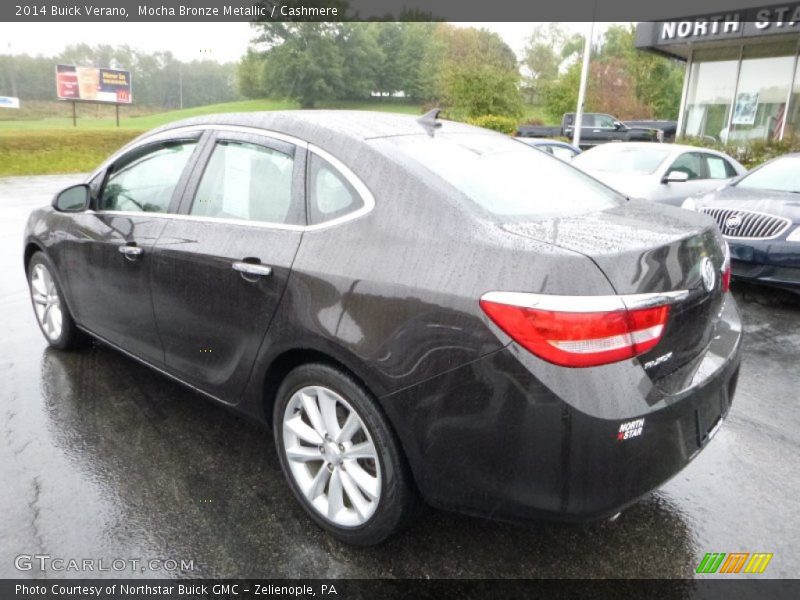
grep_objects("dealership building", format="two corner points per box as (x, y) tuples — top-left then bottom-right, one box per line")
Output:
(636, 5), (800, 142)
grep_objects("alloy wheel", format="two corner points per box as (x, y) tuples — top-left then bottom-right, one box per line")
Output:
(282, 385), (381, 527)
(30, 263), (63, 342)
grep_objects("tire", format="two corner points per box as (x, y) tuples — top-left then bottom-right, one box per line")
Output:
(27, 251), (85, 350)
(274, 363), (416, 545)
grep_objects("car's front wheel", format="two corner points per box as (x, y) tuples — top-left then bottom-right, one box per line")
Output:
(27, 251), (84, 350)
(274, 363), (415, 545)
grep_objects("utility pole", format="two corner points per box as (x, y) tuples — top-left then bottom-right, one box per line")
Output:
(573, 21), (595, 149)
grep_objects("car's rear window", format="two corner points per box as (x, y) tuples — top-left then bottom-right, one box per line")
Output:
(382, 133), (623, 218)
(573, 145), (671, 174)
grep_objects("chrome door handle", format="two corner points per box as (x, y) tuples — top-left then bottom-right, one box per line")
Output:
(118, 245), (143, 257)
(232, 262), (272, 277)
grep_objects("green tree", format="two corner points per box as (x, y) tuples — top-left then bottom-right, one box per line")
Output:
(427, 25), (523, 119)
(542, 24), (685, 122)
(338, 23), (384, 100)
(396, 22), (438, 101)
(255, 23), (346, 108)
(599, 24), (684, 119)
(237, 49), (265, 99)
(543, 61), (582, 121)
(368, 22), (404, 97)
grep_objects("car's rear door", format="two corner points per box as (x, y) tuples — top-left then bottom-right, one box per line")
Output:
(65, 133), (205, 364)
(149, 129), (306, 400)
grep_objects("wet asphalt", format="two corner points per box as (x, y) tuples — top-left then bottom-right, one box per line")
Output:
(1, 174), (799, 580)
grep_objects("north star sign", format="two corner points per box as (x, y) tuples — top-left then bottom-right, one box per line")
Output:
(638, 3), (800, 48)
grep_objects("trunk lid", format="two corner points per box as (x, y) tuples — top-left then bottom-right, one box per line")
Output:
(501, 201), (727, 380)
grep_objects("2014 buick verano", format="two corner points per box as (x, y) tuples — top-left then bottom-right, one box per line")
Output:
(24, 111), (742, 545)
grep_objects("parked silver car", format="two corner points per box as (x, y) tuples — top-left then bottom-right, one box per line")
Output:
(573, 142), (746, 205)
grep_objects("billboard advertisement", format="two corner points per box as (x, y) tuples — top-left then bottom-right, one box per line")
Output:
(0, 96), (20, 109)
(56, 64), (132, 104)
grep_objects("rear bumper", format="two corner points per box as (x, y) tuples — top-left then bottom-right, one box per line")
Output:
(565, 346), (740, 519)
(729, 240), (800, 290)
(381, 294), (742, 522)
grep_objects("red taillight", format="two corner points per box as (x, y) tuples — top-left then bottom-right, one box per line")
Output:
(722, 242), (731, 293)
(479, 294), (673, 368)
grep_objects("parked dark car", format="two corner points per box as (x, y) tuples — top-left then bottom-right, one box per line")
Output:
(24, 111), (741, 545)
(517, 112), (665, 148)
(683, 153), (800, 293)
(515, 137), (581, 161)
(625, 120), (678, 142)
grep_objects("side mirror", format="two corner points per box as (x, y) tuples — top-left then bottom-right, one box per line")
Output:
(613, 121), (623, 130)
(663, 171), (689, 184)
(52, 184), (90, 212)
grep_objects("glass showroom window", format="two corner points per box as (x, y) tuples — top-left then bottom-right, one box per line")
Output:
(786, 52), (800, 141)
(728, 42), (797, 143)
(682, 47), (739, 141)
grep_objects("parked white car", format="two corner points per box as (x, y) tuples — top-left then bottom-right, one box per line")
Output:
(572, 142), (746, 205)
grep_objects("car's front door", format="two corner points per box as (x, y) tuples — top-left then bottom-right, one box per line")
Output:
(588, 114), (620, 143)
(150, 130), (305, 400)
(655, 151), (715, 203)
(65, 134), (204, 364)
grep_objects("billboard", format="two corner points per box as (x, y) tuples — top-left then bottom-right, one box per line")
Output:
(56, 64), (132, 104)
(0, 96), (20, 109)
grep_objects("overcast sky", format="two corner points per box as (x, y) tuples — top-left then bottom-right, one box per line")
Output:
(0, 22), (617, 64)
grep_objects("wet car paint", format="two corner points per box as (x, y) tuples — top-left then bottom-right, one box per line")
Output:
(2, 175), (799, 577)
(21, 114), (741, 523)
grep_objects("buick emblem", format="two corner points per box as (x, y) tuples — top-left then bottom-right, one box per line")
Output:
(725, 215), (742, 229)
(700, 257), (716, 292)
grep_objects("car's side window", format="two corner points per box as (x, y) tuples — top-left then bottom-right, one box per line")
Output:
(704, 154), (737, 179)
(99, 141), (196, 213)
(190, 141), (296, 224)
(308, 153), (364, 226)
(668, 152), (705, 180)
(594, 115), (616, 129)
(551, 146), (576, 161)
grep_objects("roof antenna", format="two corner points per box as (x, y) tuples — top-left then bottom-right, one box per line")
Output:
(417, 108), (442, 136)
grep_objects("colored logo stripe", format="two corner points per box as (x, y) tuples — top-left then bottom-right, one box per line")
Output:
(744, 553), (773, 574)
(697, 553), (726, 574)
(697, 552), (773, 574)
(720, 553), (748, 573)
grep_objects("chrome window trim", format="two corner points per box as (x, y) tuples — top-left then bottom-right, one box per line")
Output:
(306, 143), (376, 231)
(85, 209), (307, 232)
(86, 128), (209, 182)
(86, 124), (376, 232)
(480, 290), (690, 313)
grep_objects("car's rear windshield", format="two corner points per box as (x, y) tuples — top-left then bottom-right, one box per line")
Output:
(736, 156), (800, 194)
(573, 145), (671, 174)
(381, 133), (623, 219)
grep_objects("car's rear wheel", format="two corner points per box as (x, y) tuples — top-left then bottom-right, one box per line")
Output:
(274, 363), (415, 545)
(27, 252), (84, 350)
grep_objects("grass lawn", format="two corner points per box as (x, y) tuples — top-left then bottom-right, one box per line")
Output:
(0, 99), (545, 176)
(0, 130), (144, 177)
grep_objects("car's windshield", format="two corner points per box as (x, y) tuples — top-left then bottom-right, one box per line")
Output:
(380, 133), (623, 219)
(736, 156), (800, 194)
(573, 145), (671, 174)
